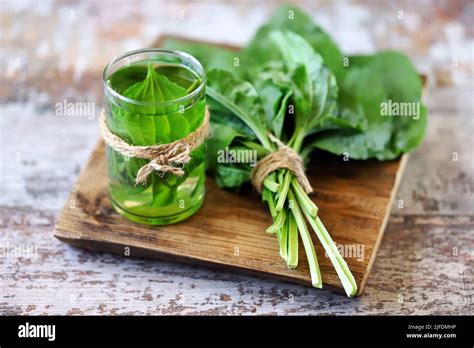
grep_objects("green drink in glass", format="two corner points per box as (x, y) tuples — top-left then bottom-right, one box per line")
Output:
(103, 49), (206, 225)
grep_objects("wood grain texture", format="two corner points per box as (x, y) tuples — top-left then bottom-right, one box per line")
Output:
(54, 137), (406, 295)
(52, 35), (412, 296)
(1, 0), (473, 315)
(2, 207), (472, 315)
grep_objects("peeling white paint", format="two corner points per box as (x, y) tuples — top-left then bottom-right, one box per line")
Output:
(1, 0), (473, 315)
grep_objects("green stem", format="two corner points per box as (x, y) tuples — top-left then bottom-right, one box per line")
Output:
(289, 127), (306, 152)
(277, 219), (288, 262)
(239, 139), (269, 158)
(301, 206), (358, 297)
(207, 88), (274, 151)
(287, 211), (298, 269)
(275, 170), (291, 211)
(263, 173), (280, 193)
(266, 205), (286, 234)
(291, 178), (318, 217)
(262, 188), (276, 218)
(274, 128), (307, 212)
(288, 189), (322, 288)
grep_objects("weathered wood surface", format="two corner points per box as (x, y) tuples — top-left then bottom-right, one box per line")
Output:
(52, 36), (410, 296)
(53, 137), (406, 295)
(1, 0), (473, 315)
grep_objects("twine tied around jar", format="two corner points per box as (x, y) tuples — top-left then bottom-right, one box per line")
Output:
(251, 133), (313, 194)
(99, 107), (210, 185)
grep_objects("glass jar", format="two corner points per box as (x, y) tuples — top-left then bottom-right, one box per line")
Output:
(103, 49), (206, 225)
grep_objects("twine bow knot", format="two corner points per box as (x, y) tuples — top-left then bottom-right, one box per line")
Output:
(251, 133), (313, 194)
(99, 107), (209, 185)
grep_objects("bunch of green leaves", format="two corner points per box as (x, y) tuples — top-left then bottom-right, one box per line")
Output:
(162, 4), (426, 296)
(244, 5), (426, 161)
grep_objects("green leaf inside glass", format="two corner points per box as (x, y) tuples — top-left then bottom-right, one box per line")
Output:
(105, 61), (206, 224)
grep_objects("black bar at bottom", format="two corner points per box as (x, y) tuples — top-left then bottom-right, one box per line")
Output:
(0, 315), (472, 346)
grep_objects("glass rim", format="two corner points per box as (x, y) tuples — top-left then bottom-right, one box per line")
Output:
(102, 48), (206, 107)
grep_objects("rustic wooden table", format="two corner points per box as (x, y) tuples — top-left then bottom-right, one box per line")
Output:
(1, 0), (472, 315)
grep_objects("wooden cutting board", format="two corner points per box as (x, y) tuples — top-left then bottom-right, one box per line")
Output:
(54, 36), (410, 296)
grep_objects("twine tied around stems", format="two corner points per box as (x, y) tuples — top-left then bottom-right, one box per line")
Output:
(251, 133), (313, 194)
(99, 107), (210, 185)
